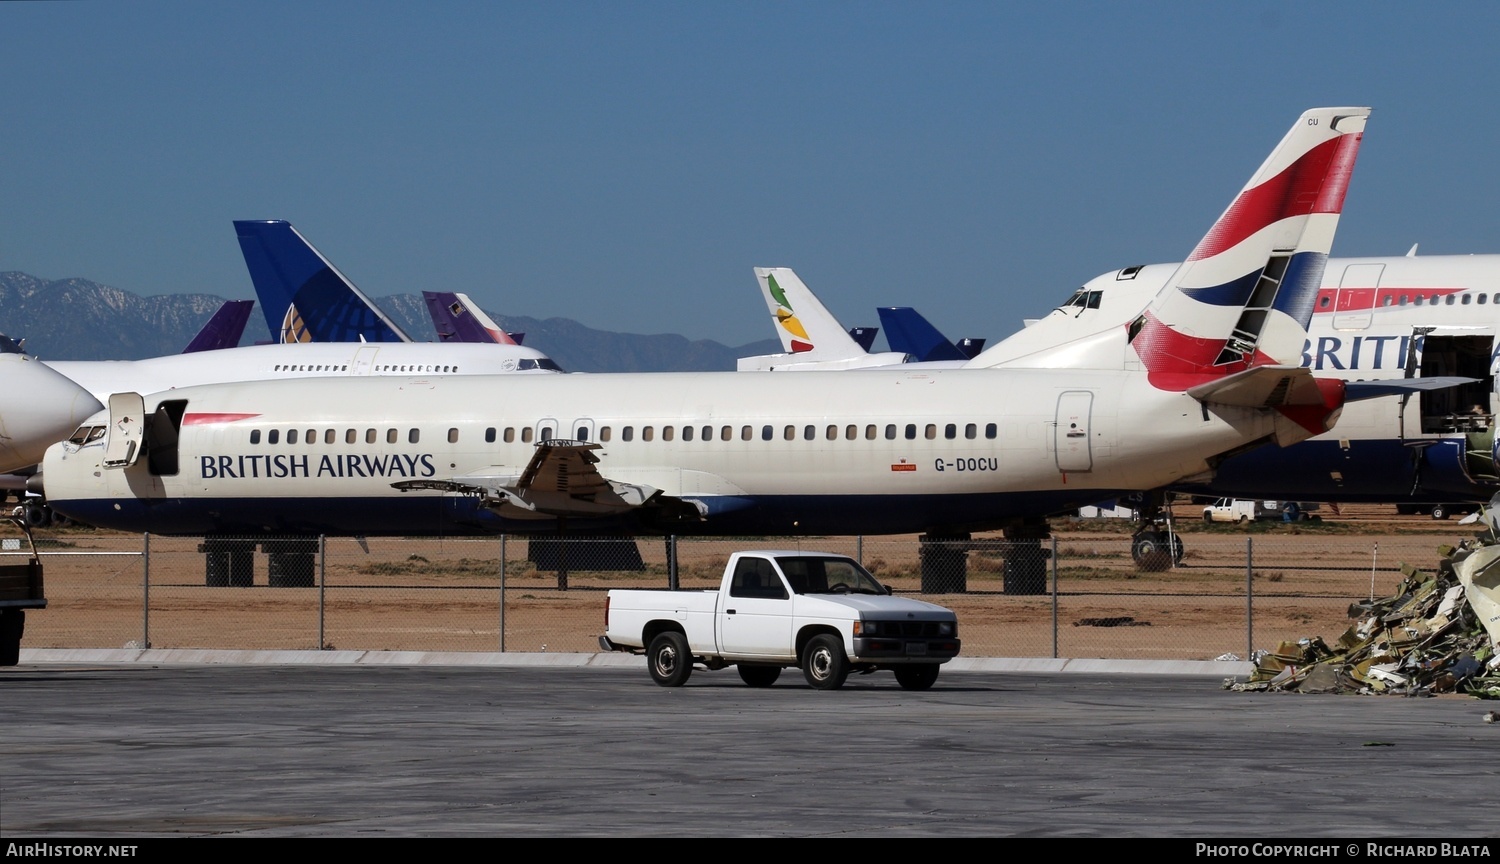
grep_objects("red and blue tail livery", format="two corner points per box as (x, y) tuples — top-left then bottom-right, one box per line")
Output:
(1128, 107), (1369, 391)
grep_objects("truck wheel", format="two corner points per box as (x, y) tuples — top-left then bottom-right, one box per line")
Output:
(647, 631), (692, 687)
(894, 664), (939, 691)
(802, 634), (849, 690)
(1202, 512), (1213, 524)
(1432, 504), (1449, 520)
(737, 664), (781, 687)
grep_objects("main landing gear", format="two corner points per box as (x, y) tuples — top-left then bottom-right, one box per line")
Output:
(1131, 491), (1185, 572)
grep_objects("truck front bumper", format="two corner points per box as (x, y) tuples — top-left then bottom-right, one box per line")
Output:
(852, 636), (961, 662)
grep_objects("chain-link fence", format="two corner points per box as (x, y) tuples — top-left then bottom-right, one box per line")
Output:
(7, 523), (1457, 660)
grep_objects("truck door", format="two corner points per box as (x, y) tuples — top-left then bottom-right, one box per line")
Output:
(716, 556), (794, 659)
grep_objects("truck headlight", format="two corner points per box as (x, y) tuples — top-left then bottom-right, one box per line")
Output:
(938, 621), (955, 636)
(856, 620), (879, 637)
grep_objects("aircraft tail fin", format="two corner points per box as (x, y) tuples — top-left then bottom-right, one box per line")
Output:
(1127, 107), (1369, 391)
(957, 337), (986, 359)
(876, 307), (968, 362)
(754, 268), (868, 359)
(423, 291), (519, 345)
(234, 220), (411, 344)
(848, 326), (879, 352)
(182, 300), (255, 353)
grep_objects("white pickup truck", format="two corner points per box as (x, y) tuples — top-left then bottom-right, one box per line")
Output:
(599, 550), (960, 690)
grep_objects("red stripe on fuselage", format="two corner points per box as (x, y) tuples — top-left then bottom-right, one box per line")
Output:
(182, 413), (261, 425)
(1310, 286), (1466, 314)
(1188, 133), (1362, 262)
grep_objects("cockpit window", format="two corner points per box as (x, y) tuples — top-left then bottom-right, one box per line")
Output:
(517, 358), (565, 372)
(1060, 289), (1103, 311)
(68, 425), (106, 445)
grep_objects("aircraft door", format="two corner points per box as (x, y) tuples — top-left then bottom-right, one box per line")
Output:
(1333, 264), (1382, 331)
(535, 417), (559, 443)
(103, 393), (146, 468)
(572, 418), (596, 443)
(350, 347), (378, 376)
(1054, 391), (1093, 472)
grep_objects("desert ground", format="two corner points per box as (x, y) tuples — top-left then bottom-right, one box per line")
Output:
(4, 502), (1482, 660)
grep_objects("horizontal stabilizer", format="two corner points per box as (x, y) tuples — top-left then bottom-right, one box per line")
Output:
(1185, 366), (1325, 408)
(1343, 377), (1480, 402)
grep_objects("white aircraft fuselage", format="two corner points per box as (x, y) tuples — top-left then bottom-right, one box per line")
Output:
(40, 366), (1319, 537)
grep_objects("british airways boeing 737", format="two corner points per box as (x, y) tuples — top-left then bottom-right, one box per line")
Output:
(39, 108), (1369, 543)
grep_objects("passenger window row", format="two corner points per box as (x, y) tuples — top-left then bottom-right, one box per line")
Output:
(244, 422), (1002, 446)
(268, 364), (461, 373)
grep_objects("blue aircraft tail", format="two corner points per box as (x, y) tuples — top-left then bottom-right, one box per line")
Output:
(847, 326), (879, 352)
(181, 300), (255, 353)
(234, 220), (410, 343)
(875, 307), (968, 362)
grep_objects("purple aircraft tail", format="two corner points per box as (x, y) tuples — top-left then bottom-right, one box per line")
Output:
(423, 291), (518, 344)
(182, 300), (255, 353)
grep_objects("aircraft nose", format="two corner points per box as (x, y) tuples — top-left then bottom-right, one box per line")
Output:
(0, 355), (104, 473)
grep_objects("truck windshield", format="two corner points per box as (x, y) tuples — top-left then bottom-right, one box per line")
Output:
(779, 556), (886, 595)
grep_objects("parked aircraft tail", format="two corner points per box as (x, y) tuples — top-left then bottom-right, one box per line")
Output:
(847, 326), (879, 352)
(1129, 107), (1368, 390)
(181, 300), (255, 354)
(738, 268), (907, 371)
(423, 291), (519, 345)
(876, 307), (969, 362)
(234, 220), (411, 344)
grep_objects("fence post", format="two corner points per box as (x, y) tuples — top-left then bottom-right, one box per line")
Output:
(499, 534), (507, 653)
(1050, 535), (1059, 659)
(142, 533), (150, 650)
(667, 535), (678, 590)
(318, 535), (326, 650)
(1245, 536), (1254, 660)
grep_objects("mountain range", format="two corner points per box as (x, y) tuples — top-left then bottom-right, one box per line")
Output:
(0, 272), (780, 372)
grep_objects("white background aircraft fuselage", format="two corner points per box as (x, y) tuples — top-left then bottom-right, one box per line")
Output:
(978, 254), (1500, 502)
(44, 340), (561, 406)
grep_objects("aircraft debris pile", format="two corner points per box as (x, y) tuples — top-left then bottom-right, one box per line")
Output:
(1227, 518), (1500, 698)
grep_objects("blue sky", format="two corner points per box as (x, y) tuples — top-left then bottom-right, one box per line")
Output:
(3, 3), (1497, 348)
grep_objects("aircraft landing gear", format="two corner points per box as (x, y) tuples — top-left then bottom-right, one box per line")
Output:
(1131, 490), (1185, 571)
(1131, 529), (1184, 571)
